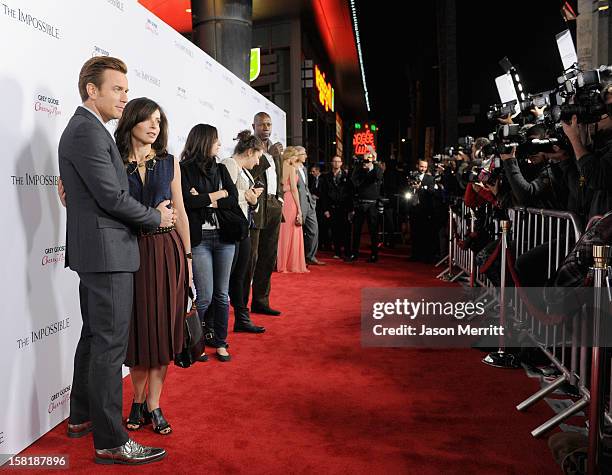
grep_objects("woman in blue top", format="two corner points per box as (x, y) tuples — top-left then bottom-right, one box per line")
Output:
(114, 97), (192, 436)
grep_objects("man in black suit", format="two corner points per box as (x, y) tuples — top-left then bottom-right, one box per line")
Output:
(58, 56), (173, 465)
(321, 156), (352, 259)
(246, 112), (284, 315)
(308, 165), (329, 250)
(409, 159), (437, 262)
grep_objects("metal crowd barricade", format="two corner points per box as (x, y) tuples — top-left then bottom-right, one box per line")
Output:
(441, 201), (612, 470)
(437, 199), (498, 289)
(509, 208), (585, 437)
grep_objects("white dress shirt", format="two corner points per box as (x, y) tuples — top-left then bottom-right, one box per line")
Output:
(264, 152), (277, 196)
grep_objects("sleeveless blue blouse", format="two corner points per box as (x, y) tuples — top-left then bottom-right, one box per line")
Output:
(127, 153), (174, 208)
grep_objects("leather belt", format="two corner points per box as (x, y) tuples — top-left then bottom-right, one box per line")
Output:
(140, 225), (175, 236)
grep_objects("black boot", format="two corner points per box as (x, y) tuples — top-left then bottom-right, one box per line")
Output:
(233, 307), (265, 333)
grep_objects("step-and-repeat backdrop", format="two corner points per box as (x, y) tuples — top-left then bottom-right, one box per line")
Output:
(0, 0), (285, 460)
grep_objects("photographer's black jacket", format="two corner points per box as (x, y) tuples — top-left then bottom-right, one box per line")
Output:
(321, 170), (352, 212)
(574, 141), (612, 218)
(502, 158), (567, 210)
(351, 164), (383, 201)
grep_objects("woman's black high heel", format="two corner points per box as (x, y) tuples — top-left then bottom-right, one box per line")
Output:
(150, 408), (172, 435)
(126, 401), (146, 430)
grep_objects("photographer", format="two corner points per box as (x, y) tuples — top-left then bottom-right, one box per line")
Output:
(562, 83), (612, 219)
(346, 151), (383, 263)
(454, 137), (489, 192)
(408, 159), (438, 262)
(500, 125), (568, 210)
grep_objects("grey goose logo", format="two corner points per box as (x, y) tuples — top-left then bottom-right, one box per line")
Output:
(35, 94), (61, 117)
(145, 18), (158, 35)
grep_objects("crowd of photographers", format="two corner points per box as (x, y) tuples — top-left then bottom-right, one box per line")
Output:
(393, 64), (612, 286)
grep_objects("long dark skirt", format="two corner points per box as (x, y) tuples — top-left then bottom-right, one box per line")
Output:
(125, 229), (187, 368)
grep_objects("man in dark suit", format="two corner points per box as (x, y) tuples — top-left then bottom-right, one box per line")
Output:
(246, 112), (284, 315)
(409, 159), (437, 262)
(308, 165), (329, 250)
(296, 147), (324, 265)
(58, 56), (173, 465)
(321, 156), (352, 259)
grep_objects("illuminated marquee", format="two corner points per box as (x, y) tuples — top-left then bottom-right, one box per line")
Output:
(315, 65), (334, 112)
(353, 123), (377, 156)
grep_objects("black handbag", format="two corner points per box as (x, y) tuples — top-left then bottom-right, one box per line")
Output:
(215, 168), (249, 243)
(216, 206), (249, 242)
(174, 289), (205, 369)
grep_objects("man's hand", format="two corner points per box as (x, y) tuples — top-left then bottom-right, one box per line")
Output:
(497, 113), (513, 125)
(562, 114), (581, 143)
(58, 178), (66, 208)
(324, 211), (331, 219)
(189, 187), (199, 196)
(270, 142), (284, 157)
(562, 114), (589, 160)
(531, 105), (547, 119)
(157, 200), (176, 227)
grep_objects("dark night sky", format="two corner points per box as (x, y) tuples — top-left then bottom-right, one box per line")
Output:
(357, 0), (574, 160)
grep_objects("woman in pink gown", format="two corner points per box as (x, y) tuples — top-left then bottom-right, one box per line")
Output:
(277, 146), (309, 273)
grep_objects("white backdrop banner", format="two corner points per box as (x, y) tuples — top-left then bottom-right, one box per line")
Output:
(0, 0), (285, 461)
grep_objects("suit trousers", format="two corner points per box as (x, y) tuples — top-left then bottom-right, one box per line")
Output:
(247, 196), (283, 309)
(70, 271), (133, 450)
(352, 202), (380, 256)
(303, 205), (319, 261)
(330, 206), (351, 257)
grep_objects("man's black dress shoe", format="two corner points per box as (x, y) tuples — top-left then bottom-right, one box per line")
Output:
(234, 323), (266, 333)
(368, 254), (379, 263)
(67, 420), (93, 438)
(343, 255), (358, 263)
(251, 306), (281, 316)
(94, 439), (166, 465)
(306, 258), (326, 265)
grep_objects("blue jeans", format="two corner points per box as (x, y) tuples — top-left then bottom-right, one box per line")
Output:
(192, 229), (235, 348)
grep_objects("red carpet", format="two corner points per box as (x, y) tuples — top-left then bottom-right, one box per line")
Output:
(18, 252), (559, 474)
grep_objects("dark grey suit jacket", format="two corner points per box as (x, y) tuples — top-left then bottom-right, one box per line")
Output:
(58, 107), (160, 273)
(297, 166), (316, 216)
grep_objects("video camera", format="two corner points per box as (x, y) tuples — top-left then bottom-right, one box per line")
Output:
(551, 65), (612, 123)
(487, 101), (518, 121)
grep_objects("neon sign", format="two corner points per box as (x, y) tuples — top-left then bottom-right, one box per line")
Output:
(315, 65), (334, 112)
(353, 130), (376, 155)
(352, 123), (377, 156)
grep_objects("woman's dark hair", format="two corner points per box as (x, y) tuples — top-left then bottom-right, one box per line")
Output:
(180, 123), (219, 171)
(114, 97), (168, 164)
(233, 130), (264, 155)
